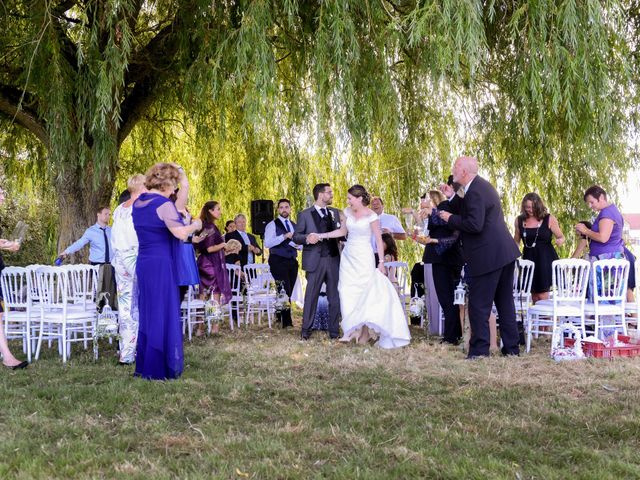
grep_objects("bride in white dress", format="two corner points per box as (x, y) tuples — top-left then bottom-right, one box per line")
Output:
(311, 185), (411, 349)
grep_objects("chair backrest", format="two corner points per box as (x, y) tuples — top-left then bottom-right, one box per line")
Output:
(226, 263), (242, 295)
(64, 264), (96, 306)
(243, 263), (273, 292)
(591, 258), (629, 304)
(34, 266), (69, 308)
(0, 266), (30, 309)
(551, 259), (590, 304)
(384, 261), (409, 295)
(513, 258), (535, 295)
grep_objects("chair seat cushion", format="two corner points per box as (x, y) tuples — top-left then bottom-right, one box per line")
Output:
(584, 303), (625, 315)
(528, 303), (583, 317)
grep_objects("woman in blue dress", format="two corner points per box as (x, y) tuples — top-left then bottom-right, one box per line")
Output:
(132, 163), (202, 380)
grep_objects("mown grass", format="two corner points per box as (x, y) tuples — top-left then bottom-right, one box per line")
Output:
(2, 317), (640, 479)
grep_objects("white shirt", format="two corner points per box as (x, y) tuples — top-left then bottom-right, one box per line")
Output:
(463, 176), (476, 194)
(264, 216), (302, 250)
(371, 212), (405, 251)
(237, 230), (254, 264)
(314, 205), (331, 218)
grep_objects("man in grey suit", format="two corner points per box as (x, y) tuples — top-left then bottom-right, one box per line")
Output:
(293, 183), (342, 340)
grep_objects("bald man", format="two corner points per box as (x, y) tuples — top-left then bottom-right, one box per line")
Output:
(439, 156), (521, 358)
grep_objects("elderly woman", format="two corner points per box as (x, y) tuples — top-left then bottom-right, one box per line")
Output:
(0, 187), (28, 369)
(132, 163), (202, 380)
(514, 193), (565, 303)
(111, 174), (146, 365)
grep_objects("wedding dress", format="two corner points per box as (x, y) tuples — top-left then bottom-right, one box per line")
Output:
(339, 208), (411, 349)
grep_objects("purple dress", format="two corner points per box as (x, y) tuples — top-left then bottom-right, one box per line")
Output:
(196, 222), (231, 304)
(132, 193), (184, 380)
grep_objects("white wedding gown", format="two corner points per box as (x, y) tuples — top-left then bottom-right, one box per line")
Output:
(339, 208), (411, 349)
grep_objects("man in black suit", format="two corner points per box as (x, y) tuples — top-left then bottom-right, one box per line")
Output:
(264, 198), (302, 328)
(439, 156), (521, 358)
(224, 213), (262, 267)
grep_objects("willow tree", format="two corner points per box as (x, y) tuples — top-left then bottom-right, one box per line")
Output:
(0, 1), (638, 251)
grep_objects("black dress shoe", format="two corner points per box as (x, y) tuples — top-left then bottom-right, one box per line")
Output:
(4, 360), (29, 370)
(465, 354), (489, 360)
(301, 333), (311, 340)
(118, 361), (134, 366)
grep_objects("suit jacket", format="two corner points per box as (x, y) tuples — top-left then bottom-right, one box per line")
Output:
(224, 230), (262, 267)
(292, 206), (341, 272)
(446, 176), (520, 276)
(423, 199), (464, 266)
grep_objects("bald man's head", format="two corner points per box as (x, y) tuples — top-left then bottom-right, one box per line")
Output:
(452, 156), (479, 185)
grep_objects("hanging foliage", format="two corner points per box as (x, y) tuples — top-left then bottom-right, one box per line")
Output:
(0, 0), (638, 260)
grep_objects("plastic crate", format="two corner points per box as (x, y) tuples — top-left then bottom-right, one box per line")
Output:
(564, 335), (640, 359)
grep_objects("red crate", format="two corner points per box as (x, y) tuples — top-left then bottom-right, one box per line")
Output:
(564, 335), (640, 359)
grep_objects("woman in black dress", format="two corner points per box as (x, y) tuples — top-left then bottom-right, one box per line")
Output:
(514, 193), (565, 303)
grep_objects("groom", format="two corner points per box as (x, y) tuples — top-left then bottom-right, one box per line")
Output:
(293, 183), (342, 340)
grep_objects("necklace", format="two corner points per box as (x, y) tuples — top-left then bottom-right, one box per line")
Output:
(522, 220), (542, 248)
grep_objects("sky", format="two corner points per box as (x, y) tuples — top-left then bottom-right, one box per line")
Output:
(619, 172), (640, 214)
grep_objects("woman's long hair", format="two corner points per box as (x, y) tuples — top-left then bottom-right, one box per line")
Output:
(381, 233), (398, 260)
(517, 192), (548, 222)
(199, 201), (219, 225)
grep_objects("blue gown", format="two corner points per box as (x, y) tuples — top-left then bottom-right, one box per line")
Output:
(132, 193), (184, 380)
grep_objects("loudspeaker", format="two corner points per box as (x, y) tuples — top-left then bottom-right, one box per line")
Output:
(251, 199), (274, 236)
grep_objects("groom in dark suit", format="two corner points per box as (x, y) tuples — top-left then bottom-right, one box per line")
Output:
(439, 156), (521, 358)
(292, 183), (342, 340)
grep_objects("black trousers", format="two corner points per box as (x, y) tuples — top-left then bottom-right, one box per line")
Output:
(431, 262), (462, 343)
(268, 254), (298, 328)
(467, 261), (519, 357)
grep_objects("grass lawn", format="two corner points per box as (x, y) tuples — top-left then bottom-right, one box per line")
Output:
(2, 318), (640, 479)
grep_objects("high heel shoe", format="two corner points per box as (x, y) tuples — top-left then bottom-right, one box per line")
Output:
(4, 360), (28, 370)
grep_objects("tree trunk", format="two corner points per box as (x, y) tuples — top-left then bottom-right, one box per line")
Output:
(55, 157), (116, 263)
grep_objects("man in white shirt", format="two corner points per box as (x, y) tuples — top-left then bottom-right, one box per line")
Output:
(264, 198), (302, 328)
(370, 196), (406, 263)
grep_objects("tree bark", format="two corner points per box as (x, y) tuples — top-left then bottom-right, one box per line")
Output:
(55, 154), (115, 263)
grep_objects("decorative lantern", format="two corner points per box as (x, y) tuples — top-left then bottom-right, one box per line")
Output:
(205, 292), (223, 325)
(453, 279), (466, 305)
(551, 322), (585, 361)
(97, 304), (119, 334)
(409, 295), (424, 316)
(94, 294), (120, 360)
(274, 283), (290, 313)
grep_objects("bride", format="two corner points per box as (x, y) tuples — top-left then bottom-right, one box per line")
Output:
(310, 185), (411, 348)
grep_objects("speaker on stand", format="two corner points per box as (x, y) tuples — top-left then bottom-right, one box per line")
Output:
(251, 200), (274, 262)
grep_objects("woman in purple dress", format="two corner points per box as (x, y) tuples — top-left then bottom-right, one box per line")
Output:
(196, 201), (232, 334)
(133, 163), (202, 380)
(575, 186), (625, 260)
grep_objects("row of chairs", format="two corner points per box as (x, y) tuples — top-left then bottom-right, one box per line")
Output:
(1, 265), (99, 363)
(181, 263), (279, 339)
(526, 258), (635, 352)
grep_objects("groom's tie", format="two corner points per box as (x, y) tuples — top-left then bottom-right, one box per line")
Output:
(320, 208), (328, 218)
